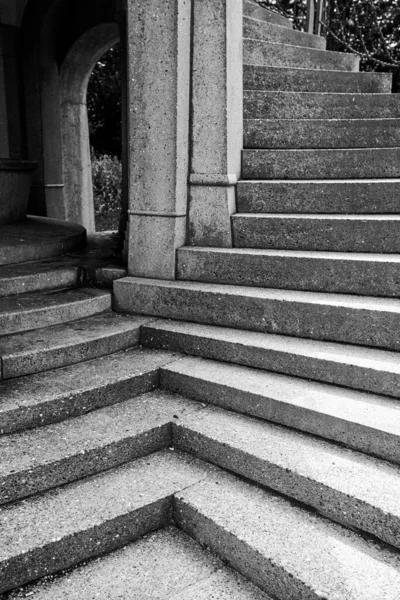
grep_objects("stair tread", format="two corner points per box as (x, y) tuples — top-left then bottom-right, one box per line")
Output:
(0, 389), (200, 504)
(243, 15), (326, 50)
(0, 286), (109, 315)
(5, 526), (270, 600)
(0, 347), (178, 433)
(176, 471), (400, 600)
(176, 404), (400, 546)
(243, 0), (292, 29)
(0, 258), (79, 297)
(234, 213), (400, 220)
(0, 450), (216, 593)
(0, 312), (151, 379)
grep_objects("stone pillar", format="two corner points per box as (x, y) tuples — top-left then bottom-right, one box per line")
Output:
(188, 0), (243, 247)
(126, 0), (191, 279)
(0, 24), (24, 159)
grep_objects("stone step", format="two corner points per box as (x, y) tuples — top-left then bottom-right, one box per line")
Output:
(0, 259), (80, 297)
(0, 347), (177, 434)
(244, 38), (360, 72)
(6, 526), (271, 600)
(243, 0), (292, 29)
(162, 356), (400, 464)
(141, 319), (400, 399)
(0, 313), (151, 380)
(177, 247), (400, 296)
(0, 390), (200, 505)
(0, 216), (86, 266)
(0, 287), (111, 336)
(242, 148), (400, 179)
(232, 214), (400, 253)
(244, 90), (400, 120)
(243, 64), (392, 93)
(236, 179), (400, 213)
(244, 118), (400, 149)
(243, 16), (325, 49)
(114, 277), (400, 351)
(175, 470), (400, 600)
(0, 450), (215, 594)
(175, 404), (400, 549)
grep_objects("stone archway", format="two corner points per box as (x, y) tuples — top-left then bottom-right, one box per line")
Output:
(59, 23), (119, 231)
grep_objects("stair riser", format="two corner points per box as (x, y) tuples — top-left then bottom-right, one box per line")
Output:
(142, 324), (400, 399)
(1, 327), (141, 380)
(242, 148), (400, 179)
(174, 424), (400, 549)
(243, 1), (292, 28)
(244, 119), (400, 149)
(232, 217), (400, 253)
(0, 500), (171, 594)
(177, 249), (400, 296)
(0, 294), (112, 336)
(0, 268), (80, 297)
(0, 427), (170, 506)
(244, 39), (360, 72)
(244, 65), (392, 93)
(114, 279), (400, 351)
(236, 180), (400, 213)
(161, 369), (400, 464)
(243, 17), (325, 49)
(244, 91), (400, 120)
(0, 371), (159, 434)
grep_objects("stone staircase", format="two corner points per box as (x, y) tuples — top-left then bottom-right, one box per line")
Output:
(2, 2), (400, 598)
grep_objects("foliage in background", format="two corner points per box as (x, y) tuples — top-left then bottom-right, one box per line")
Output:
(91, 151), (122, 231)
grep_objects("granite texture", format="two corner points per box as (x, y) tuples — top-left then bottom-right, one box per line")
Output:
(243, 15), (325, 49)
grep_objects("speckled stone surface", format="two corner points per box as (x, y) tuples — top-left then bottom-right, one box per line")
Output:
(0, 389), (201, 504)
(0, 287), (111, 336)
(0, 450), (216, 593)
(177, 246), (400, 296)
(0, 259), (79, 297)
(236, 179), (400, 213)
(175, 472), (400, 600)
(244, 91), (400, 120)
(243, 16), (325, 49)
(0, 347), (179, 433)
(243, 147), (400, 179)
(161, 355), (400, 463)
(114, 277), (400, 350)
(244, 38), (360, 71)
(0, 312), (152, 379)
(142, 319), (400, 398)
(244, 118), (400, 149)
(243, 0), (291, 29)
(174, 404), (400, 548)
(243, 64), (392, 93)
(5, 527), (271, 600)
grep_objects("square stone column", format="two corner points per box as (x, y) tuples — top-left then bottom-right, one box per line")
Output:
(188, 0), (243, 247)
(126, 0), (191, 279)
(0, 24), (24, 159)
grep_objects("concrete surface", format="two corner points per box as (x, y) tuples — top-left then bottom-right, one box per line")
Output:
(141, 319), (400, 398)
(0, 160), (36, 225)
(236, 179), (400, 213)
(0, 259), (79, 297)
(243, 0), (292, 28)
(243, 16), (325, 49)
(0, 347), (178, 434)
(160, 355), (400, 463)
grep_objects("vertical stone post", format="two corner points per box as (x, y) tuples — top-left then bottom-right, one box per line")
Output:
(188, 0), (243, 247)
(0, 24), (24, 159)
(126, 0), (191, 279)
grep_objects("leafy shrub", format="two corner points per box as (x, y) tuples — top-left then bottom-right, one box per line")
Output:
(91, 152), (122, 231)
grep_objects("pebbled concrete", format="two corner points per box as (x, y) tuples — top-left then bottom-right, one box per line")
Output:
(141, 319), (400, 398)
(242, 147), (400, 179)
(0, 347), (178, 434)
(0, 450), (216, 594)
(0, 217), (86, 266)
(5, 527), (271, 600)
(0, 259), (79, 297)
(244, 38), (360, 71)
(175, 472), (400, 600)
(0, 389), (201, 504)
(0, 312), (151, 379)
(177, 246), (400, 296)
(0, 287), (112, 336)
(174, 404), (400, 549)
(244, 90), (400, 120)
(243, 0), (292, 29)
(244, 118), (400, 149)
(243, 16), (325, 49)
(232, 214), (400, 252)
(236, 179), (400, 213)
(161, 355), (400, 463)
(114, 277), (400, 351)
(243, 64), (393, 93)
